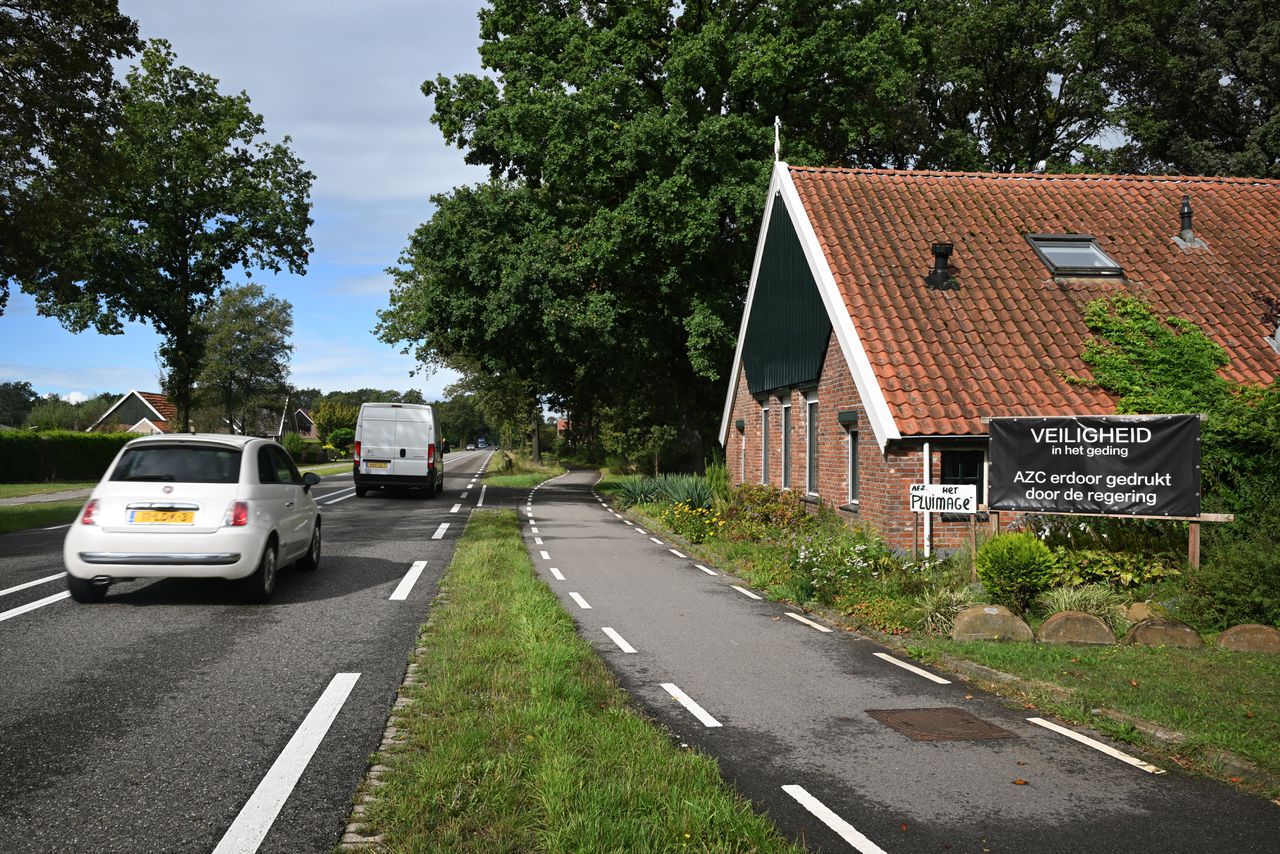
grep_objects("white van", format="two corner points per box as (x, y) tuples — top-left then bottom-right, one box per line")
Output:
(353, 403), (443, 497)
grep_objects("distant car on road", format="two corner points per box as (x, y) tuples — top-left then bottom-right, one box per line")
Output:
(63, 434), (321, 604)
(466, 442), (476, 451)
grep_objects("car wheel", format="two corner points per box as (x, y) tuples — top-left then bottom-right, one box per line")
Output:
(66, 574), (107, 603)
(355, 486), (367, 497)
(241, 539), (278, 604)
(297, 522), (321, 572)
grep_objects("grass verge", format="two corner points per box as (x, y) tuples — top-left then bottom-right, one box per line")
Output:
(300, 462), (353, 476)
(356, 509), (800, 852)
(0, 500), (83, 534)
(0, 482), (95, 499)
(483, 451), (566, 488)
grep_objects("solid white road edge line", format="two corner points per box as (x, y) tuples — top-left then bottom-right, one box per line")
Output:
(550, 567), (565, 581)
(694, 564), (717, 576)
(785, 612), (834, 633)
(872, 652), (951, 685)
(781, 785), (888, 854)
(669, 548), (687, 559)
(43, 523), (72, 531)
(431, 523), (449, 540)
(1027, 716), (1165, 774)
(319, 487), (356, 504)
(323, 492), (356, 505)
(660, 683), (722, 728)
(389, 561), (426, 601)
(602, 627), (637, 653)
(569, 592), (592, 609)
(731, 585), (762, 600)
(212, 672), (361, 854)
(0, 590), (70, 623)
(1, 572), (66, 598)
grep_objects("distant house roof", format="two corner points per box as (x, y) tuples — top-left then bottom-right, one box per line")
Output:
(722, 163), (1280, 446)
(88, 390), (175, 433)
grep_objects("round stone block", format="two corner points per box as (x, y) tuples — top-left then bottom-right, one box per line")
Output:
(952, 605), (1034, 643)
(1038, 610), (1116, 645)
(1123, 616), (1204, 649)
(1217, 623), (1280, 654)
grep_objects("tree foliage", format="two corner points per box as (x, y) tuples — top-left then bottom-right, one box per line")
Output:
(0, 0), (140, 312)
(13, 40), (313, 431)
(196, 283), (293, 434)
(0, 380), (39, 426)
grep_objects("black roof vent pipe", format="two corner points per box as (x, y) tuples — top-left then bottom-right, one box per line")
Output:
(925, 242), (957, 290)
(1175, 195), (1208, 249)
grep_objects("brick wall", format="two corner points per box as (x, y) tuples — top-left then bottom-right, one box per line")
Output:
(728, 331), (1015, 553)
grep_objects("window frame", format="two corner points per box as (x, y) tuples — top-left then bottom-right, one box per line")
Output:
(1025, 233), (1123, 277)
(939, 447), (986, 521)
(761, 404), (770, 485)
(846, 428), (859, 507)
(805, 393), (819, 497)
(781, 402), (792, 489)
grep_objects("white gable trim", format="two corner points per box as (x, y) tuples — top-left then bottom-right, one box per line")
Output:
(719, 162), (901, 450)
(127, 418), (165, 435)
(86, 389), (165, 432)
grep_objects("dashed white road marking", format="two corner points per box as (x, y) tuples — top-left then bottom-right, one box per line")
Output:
(460, 491), (469, 499)
(534, 537), (544, 545)
(43, 523), (72, 531)
(635, 528), (647, 535)
(649, 537), (664, 545)
(694, 564), (717, 576)
(322, 491), (356, 505)
(1, 572), (66, 597)
(0, 591), (70, 623)
(668, 548), (687, 558)
(781, 785), (888, 854)
(431, 523), (450, 540)
(660, 683), (722, 728)
(872, 652), (951, 684)
(624, 520), (634, 526)
(450, 503), (462, 513)
(1028, 717), (1165, 774)
(731, 585), (762, 600)
(550, 567), (565, 581)
(213, 672), (361, 854)
(539, 550), (551, 560)
(602, 627), (637, 653)
(785, 612), (833, 633)
(319, 487), (356, 505)
(568, 592), (592, 610)
(389, 561), (426, 601)
(477, 485), (487, 507)
(530, 526), (539, 534)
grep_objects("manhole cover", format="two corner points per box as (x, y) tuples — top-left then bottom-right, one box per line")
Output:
(867, 708), (1017, 742)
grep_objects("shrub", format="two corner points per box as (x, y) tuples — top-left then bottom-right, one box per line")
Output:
(615, 476), (659, 508)
(1167, 536), (1280, 632)
(1037, 583), (1131, 633)
(662, 501), (723, 544)
(328, 427), (355, 454)
(653, 474), (714, 510)
(0, 430), (134, 482)
(721, 483), (809, 541)
(281, 432), (306, 458)
(1050, 547), (1181, 590)
(789, 527), (898, 606)
(911, 585), (981, 636)
(976, 532), (1057, 613)
(703, 459), (730, 504)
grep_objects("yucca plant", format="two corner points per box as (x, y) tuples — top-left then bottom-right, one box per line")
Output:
(615, 476), (659, 508)
(654, 473), (714, 510)
(1037, 583), (1131, 633)
(911, 585), (980, 636)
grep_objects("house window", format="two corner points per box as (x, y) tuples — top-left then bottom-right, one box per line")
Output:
(847, 429), (859, 506)
(806, 395), (819, 496)
(781, 403), (792, 488)
(1026, 234), (1122, 277)
(761, 405), (770, 485)
(940, 449), (985, 518)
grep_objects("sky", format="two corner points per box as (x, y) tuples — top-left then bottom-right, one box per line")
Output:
(0, 0), (490, 404)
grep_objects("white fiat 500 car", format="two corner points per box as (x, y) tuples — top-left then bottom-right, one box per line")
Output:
(63, 434), (322, 604)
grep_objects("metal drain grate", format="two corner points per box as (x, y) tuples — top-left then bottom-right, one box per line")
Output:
(867, 707), (1017, 742)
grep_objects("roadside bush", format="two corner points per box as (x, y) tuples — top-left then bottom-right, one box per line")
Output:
(704, 459), (730, 504)
(281, 432), (306, 459)
(912, 584), (981, 636)
(721, 483), (809, 541)
(976, 532), (1057, 614)
(1037, 583), (1131, 633)
(788, 527), (898, 606)
(0, 430), (133, 482)
(662, 501), (723, 544)
(1050, 548), (1181, 590)
(653, 473), (714, 510)
(615, 476), (659, 508)
(1166, 536), (1280, 631)
(328, 427), (355, 454)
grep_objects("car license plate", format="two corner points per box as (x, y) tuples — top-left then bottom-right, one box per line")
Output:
(130, 510), (195, 524)
(365, 460), (389, 470)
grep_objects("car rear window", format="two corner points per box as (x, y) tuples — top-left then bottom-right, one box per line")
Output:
(110, 445), (242, 484)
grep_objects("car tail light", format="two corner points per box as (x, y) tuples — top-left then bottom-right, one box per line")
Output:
(428, 442), (435, 463)
(223, 500), (250, 527)
(80, 499), (99, 526)
(354, 440), (361, 461)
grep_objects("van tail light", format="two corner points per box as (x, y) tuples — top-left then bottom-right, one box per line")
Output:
(354, 440), (361, 461)
(223, 500), (250, 527)
(428, 442), (435, 464)
(80, 499), (99, 526)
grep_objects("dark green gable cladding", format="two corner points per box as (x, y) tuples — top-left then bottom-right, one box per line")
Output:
(106, 394), (157, 427)
(742, 194), (832, 395)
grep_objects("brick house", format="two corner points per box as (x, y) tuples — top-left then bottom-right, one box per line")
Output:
(719, 163), (1280, 553)
(87, 390), (177, 435)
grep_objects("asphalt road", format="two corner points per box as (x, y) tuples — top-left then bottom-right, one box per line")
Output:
(525, 469), (1280, 853)
(0, 449), (504, 853)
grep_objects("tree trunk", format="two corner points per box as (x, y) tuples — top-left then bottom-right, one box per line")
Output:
(530, 394), (542, 465)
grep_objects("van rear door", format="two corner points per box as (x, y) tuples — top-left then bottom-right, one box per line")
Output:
(393, 408), (432, 479)
(358, 405), (397, 476)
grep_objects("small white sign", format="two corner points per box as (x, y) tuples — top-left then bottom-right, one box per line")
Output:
(910, 483), (977, 514)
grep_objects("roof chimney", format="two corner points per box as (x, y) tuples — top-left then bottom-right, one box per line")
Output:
(924, 242), (957, 290)
(1174, 195), (1208, 250)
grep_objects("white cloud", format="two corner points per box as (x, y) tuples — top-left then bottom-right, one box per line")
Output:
(63, 391), (89, 404)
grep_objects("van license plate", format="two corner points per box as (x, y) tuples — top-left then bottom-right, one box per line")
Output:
(130, 510), (195, 524)
(365, 460), (389, 470)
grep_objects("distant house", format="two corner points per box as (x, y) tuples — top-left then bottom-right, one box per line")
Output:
(720, 162), (1280, 553)
(290, 409), (316, 439)
(87, 390), (177, 435)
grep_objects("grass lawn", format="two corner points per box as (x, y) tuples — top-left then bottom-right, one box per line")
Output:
(0, 482), (95, 499)
(482, 451), (566, 488)
(355, 509), (800, 852)
(0, 500), (83, 534)
(299, 462), (352, 476)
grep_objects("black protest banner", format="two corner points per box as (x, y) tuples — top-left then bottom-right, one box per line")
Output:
(988, 415), (1201, 517)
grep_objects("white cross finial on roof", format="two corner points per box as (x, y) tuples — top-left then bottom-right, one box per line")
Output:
(774, 116), (781, 162)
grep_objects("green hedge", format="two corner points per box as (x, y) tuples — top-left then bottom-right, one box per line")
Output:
(0, 431), (135, 483)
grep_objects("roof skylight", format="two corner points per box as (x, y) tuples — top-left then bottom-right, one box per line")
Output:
(1026, 234), (1122, 277)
